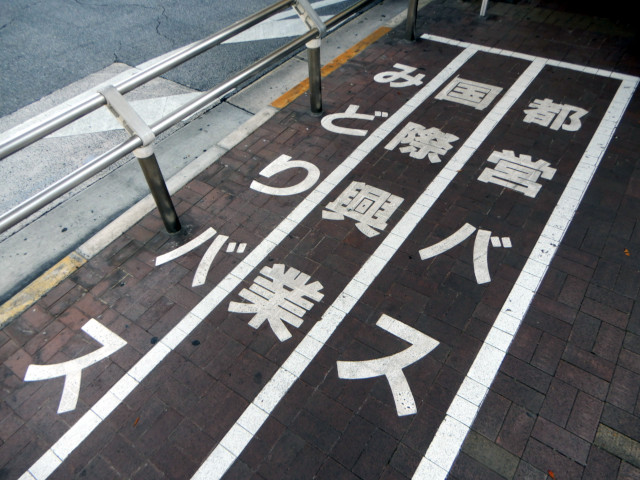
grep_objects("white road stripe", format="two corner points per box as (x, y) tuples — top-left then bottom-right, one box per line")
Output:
(191, 55), (544, 480)
(20, 39), (476, 480)
(412, 41), (639, 480)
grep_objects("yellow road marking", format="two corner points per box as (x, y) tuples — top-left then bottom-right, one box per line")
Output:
(0, 252), (86, 326)
(271, 26), (392, 109)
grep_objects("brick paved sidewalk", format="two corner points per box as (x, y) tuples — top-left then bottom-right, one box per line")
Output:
(1, 1), (639, 479)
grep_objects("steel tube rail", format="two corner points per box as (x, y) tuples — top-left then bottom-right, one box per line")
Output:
(0, 0), (295, 161)
(0, 0), (379, 234)
(0, 30), (318, 234)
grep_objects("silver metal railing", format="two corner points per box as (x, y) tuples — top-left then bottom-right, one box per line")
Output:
(0, 0), (389, 235)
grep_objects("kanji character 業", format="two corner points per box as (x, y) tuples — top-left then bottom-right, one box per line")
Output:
(228, 264), (324, 341)
(478, 149), (556, 198)
(384, 122), (459, 162)
(523, 98), (587, 131)
(322, 181), (403, 237)
(419, 223), (512, 284)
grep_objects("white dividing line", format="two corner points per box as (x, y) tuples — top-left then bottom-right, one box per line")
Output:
(191, 57), (546, 480)
(20, 43), (477, 480)
(421, 33), (638, 82)
(412, 80), (639, 480)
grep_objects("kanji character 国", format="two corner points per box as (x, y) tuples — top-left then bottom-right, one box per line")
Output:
(435, 76), (503, 110)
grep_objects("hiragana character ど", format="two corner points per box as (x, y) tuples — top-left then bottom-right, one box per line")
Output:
(321, 104), (388, 137)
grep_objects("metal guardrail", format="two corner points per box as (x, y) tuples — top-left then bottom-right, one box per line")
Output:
(0, 0), (393, 235)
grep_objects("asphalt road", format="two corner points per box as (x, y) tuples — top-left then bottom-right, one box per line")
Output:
(0, 0), (360, 118)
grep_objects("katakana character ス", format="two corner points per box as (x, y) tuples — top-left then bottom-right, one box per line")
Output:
(322, 181), (403, 237)
(478, 149), (556, 198)
(228, 264), (324, 341)
(435, 76), (503, 110)
(337, 314), (439, 416)
(419, 223), (512, 284)
(523, 98), (587, 131)
(373, 63), (425, 88)
(24, 319), (126, 413)
(384, 122), (459, 162)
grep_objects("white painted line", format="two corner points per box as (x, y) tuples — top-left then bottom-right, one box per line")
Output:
(413, 76), (638, 479)
(193, 234), (229, 287)
(20, 39), (477, 480)
(191, 53), (543, 480)
(420, 33), (636, 81)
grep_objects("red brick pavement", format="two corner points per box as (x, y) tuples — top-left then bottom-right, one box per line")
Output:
(1, 1), (639, 479)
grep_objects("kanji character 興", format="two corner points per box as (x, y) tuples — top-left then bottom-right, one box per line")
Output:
(384, 122), (459, 162)
(24, 319), (126, 414)
(373, 63), (425, 88)
(322, 181), (403, 237)
(337, 314), (439, 416)
(478, 149), (556, 198)
(419, 223), (512, 284)
(321, 104), (388, 137)
(523, 98), (587, 131)
(435, 76), (503, 110)
(155, 227), (247, 287)
(228, 264), (324, 341)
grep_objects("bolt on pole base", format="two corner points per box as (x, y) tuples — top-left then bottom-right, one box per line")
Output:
(307, 38), (322, 116)
(135, 146), (181, 234)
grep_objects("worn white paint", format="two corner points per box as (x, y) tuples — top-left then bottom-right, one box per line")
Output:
(250, 154), (320, 196)
(374, 63), (426, 88)
(23, 319), (126, 414)
(337, 314), (439, 416)
(20, 33), (638, 480)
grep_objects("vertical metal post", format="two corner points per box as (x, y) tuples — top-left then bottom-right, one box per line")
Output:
(406, 0), (418, 41)
(307, 38), (322, 115)
(135, 146), (181, 233)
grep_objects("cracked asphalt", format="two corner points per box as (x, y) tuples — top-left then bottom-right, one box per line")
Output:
(0, 0), (361, 118)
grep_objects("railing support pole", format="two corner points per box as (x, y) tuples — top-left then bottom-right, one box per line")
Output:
(307, 38), (322, 115)
(135, 146), (181, 233)
(406, 0), (418, 41)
